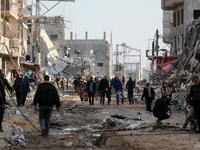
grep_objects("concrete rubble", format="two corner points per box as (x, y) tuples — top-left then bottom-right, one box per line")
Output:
(100, 115), (144, 130)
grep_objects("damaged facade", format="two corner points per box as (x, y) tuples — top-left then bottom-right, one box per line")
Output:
(63, 32), (114, 78)
(162, 0), (200, 55)
(0, 0), (28, 81)
(25, 14), (114, 78)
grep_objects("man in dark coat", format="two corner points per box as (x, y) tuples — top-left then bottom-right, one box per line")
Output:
(0, 71), (12, 132)
(34, 75), (60, 136)
(13, 75), (25, 107)
(98, 76), (109, 105)
(73, 77), (79, 93)
(126, 77), (135, 104)
(153, 96), (170, 125)
(22, 76), (30, 106)
(87, 76), (96, 105)
(187, 76), (200, 133)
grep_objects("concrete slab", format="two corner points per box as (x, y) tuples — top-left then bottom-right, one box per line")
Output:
(0, 124), (13, 149)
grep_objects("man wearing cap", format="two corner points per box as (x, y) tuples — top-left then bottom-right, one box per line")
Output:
(86, 76), (96, 105)
(153, 96), (170, 125)
(187, 76), (200, 133)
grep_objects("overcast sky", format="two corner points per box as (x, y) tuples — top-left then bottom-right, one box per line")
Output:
(28, 0), (167, 68)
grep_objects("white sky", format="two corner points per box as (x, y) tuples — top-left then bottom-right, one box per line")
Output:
(27, 0), (168, 69)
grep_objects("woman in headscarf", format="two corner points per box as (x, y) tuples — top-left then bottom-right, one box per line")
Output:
(77, 80), (85, 103)
(141, 83), (155, 114)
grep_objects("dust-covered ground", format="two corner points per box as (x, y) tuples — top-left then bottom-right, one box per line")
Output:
(3, 92), (200, 150)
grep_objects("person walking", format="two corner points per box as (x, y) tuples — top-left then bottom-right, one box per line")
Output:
(22, 76), (30, 106)
(110, 78), (114, 88)
(122, 76), (125, 85)
(141, 83), (155, 113)
(98, 76), (109, 105)
(61, 78), (65, 91)
(13, 75), (26, 107)
(77, 81), (85, 103)
(33, 75), (60, 136)
(153, 96), (170, 125)
(126, 77), (135, 104)
(187, 76), (200, 133)
(113, 77), (124, 105)
(73, 77), (79, 93)
(0, 71), (12, 132)
(106, 87), (112, 105)
(86, 76), (96, 105)
(95, 78), (100, 100)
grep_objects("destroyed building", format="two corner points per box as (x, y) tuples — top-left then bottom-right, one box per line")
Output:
(63, 32), (114, 78)
(0, 0), (28, 82)
(161, 0), (200, 55)
(43, 16), (65, 57)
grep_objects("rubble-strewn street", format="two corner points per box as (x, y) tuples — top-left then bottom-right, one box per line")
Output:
(2, 0), (200, 149)
(0, 91), (200, 150)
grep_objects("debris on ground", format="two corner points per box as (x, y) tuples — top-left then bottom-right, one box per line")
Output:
(100, 115), (144, 130)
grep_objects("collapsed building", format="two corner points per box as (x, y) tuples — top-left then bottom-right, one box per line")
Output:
(63, 32), (114, 78)
(24, 13), (114, 79)
(147, 0), (200, 80)
(0, 0), (28, 82)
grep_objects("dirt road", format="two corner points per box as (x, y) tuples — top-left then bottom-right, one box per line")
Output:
(3, 94), (200, 150)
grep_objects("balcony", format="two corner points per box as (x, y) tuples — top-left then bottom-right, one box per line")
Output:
(161, 0), (184, 10)
(1, 0), (19, 20)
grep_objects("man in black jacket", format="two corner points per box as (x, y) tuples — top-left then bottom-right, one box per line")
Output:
(0, 71), (12, 132)
(126, 77), (135, 104)
(87, 76), (96, 105)
(98, 76), (109, 105)
(34, 75), (60, 136)
(187, 76), (200, 133)
(153, 96), (170, 125)
(22, 76), (30, 106)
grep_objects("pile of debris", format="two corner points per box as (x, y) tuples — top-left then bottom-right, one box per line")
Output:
(172, 17), (200, 74)
(100, 115), (144, 130)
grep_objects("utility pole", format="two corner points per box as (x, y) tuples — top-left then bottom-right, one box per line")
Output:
(155, 29), (159, 56)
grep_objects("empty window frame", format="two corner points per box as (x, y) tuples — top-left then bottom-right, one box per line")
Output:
(181, 9), (184, 24)
(173, 13), (176, 27)
(177, 11), (180, 26)
(51, 35), (58, 40)
(194, 10), (200, 20)
(26, 55), (31, 61)
(98, 63), (103, 67)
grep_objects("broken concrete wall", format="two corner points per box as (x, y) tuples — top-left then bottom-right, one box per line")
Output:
(64, 33), (113, 78)
(0, 0), (28, 82)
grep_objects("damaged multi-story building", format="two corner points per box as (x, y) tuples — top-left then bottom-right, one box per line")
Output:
(161, 0), (200, 55)
(0, 0), (28, 81)
(63, 32), (114, 78)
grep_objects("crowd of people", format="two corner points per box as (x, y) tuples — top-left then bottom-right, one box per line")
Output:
(74, 76), (136, 106)
(1, 72), (200, 136)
